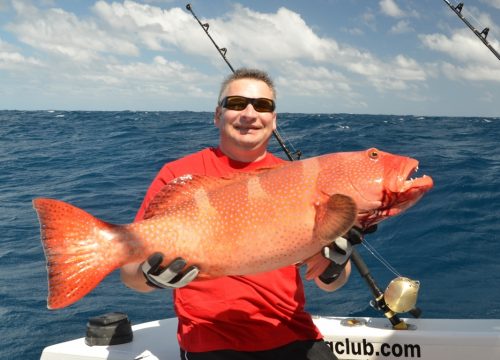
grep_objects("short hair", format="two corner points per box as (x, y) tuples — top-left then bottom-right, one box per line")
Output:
(218, 68), (276, 103)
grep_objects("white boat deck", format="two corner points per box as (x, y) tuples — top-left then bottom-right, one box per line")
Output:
(40, 316), (500, 360)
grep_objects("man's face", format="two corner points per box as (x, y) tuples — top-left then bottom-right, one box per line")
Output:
(214, 78), (276, 159)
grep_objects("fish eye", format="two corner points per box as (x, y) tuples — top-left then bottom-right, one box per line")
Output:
(368, 149), (379, 160)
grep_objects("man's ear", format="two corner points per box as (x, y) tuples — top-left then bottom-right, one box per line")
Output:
(214, 106), (222, 127)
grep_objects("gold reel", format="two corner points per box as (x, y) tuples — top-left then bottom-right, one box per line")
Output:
(383, 277), (420, 314)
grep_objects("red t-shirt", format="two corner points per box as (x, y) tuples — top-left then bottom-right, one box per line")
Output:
(135, 147), (322, 352)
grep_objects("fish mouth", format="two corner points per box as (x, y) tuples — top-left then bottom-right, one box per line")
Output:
(400, 159), (433, 192)
(385, 159), (434, 216)
(356, 155), (433, 230)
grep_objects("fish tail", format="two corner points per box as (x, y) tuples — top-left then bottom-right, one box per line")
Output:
(33, 198), (126, 309)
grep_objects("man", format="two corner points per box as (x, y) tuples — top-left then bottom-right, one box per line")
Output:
(121, 68), (352, 360)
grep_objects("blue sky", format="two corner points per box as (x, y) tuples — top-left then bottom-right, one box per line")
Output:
(1, 0), (499, 116)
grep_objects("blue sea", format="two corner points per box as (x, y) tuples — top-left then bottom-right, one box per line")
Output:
(1, 110), (499, 358)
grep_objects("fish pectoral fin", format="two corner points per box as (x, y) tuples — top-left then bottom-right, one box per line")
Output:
(313, 194), (357, 246)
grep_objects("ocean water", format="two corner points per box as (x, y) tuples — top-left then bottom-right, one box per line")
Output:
(1, 110), (499, 358)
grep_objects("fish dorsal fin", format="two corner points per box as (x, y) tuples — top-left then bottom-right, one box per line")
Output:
(143, 163), (287, 220)
(143, 172), (259, 220)
(143, 174), (223, 220)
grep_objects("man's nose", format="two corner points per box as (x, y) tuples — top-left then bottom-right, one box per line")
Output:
(240, 103), (258, 118)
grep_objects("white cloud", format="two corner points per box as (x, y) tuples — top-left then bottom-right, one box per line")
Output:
(142, 0), (176, 4)
(0, 50), (43, 69)
(393, 55), (427, 81)
(209, 4), (427, 93)
(441, 62), (500, 82)
(379, 0), (405, 18)
(92, 1), (415, 86)
(274, 61), (367, 111)
(92, 0), (200, 52)
(0, 36), (15, 51)
(420, 31), (500, 67)
(347, 59), (427, 95)
(89, 2), (421, 100)
(343, 27), (364, 36)
(480, 0), (500, 10)
(0, 1), (440, 111)
(202, 5), (340, 64)
(275, 61), (354, 95)
(420, 28), (500, 82)
(343, 52), (427, 92)
(0, 37), (43, 69)
(390, 20), (413, 34)
(361, 11), (377, 31)
(1, 1), (214, 103)
(7, 1), (429, 94)
(7, 1), (139, 62)
(105, 55), (205, 83)
(67, 55), (214, 99)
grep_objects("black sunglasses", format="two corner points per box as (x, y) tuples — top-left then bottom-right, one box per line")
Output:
(219, 96), (276, 113)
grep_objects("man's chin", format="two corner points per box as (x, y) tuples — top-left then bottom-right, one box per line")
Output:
(234, 138), (268, 151)
(232, 132), (261, 143)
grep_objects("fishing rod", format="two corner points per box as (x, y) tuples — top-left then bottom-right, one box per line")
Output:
(185, 3), (302, 161)
(442, 0), (500, 61)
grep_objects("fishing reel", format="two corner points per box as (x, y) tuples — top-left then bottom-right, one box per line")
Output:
(371, 276), (422, 319)
(346, 226), (422, 329)
(383, 277), (421, 315)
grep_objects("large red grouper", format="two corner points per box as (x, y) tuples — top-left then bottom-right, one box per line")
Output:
(33, 148), (433, 309)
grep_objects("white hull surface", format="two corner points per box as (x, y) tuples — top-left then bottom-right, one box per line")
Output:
(40, 316), (500, 360)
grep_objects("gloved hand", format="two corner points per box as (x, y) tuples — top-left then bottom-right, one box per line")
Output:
(141, 252), (199, 289)
(318, 237), (353, 284)
(318, 225), (377, 284)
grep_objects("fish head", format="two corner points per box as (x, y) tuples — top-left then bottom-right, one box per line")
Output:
(322, 148), (434, 230)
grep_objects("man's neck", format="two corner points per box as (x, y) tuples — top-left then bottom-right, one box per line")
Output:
(217, 143), (268, 163)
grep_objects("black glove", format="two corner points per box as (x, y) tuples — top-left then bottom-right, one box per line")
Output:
(141, 252), (199, 289)
(318, 237), (353, 284)
(318, 225), (377, 284)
